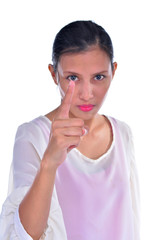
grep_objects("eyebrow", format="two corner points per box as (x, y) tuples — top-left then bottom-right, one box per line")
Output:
(63, 70), (108, 76)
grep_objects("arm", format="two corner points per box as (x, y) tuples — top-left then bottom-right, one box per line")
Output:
(19, 158), (57, 240)
(0, 128), (67, 240)
(0, 80), (84, 239)
(19, 80), (85, 239)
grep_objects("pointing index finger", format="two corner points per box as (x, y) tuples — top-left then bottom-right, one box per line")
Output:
(58, 80), (75, 119)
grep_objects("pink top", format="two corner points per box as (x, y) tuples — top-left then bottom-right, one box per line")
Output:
(55, 117), (134, 239)
(0, 115), (140, 240)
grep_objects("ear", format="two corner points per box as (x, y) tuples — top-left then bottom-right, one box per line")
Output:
(112, 62), (118, 78)
(48, 64), (58, 85)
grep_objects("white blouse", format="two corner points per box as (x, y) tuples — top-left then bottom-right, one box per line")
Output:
(0, 115), (140, 240)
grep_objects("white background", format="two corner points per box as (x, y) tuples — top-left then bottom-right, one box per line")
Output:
(0, 0), (160, 239)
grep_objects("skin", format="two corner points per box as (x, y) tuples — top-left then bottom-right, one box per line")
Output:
(19, 45), (117, 239)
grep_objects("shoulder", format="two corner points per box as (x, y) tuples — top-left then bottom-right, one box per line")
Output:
(108, 116), (133, 143)
(108, 117), (135, 170)
(15, 116), (51, 144)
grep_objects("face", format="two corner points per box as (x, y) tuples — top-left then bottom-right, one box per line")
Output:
(50, 46), (117, 120)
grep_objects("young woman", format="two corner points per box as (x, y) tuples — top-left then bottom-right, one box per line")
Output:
(0, 20), (140, 240)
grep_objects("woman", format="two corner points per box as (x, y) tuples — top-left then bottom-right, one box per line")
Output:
(0, 20), (140, 240)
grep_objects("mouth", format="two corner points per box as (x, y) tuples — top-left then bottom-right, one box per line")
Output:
(78, 104), (95, 112)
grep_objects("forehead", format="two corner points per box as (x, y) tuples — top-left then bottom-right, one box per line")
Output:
(58, 46), (111, 73)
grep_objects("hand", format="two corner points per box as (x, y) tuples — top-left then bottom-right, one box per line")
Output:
(43, 81), (86, 169)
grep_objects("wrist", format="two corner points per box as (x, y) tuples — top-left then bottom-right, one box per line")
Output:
(41, 155), (58, 175)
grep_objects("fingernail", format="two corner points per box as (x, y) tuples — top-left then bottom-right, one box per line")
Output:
(69, 80), (75, 87)
(67, 81), (72, 91)
(82, 128), (88, 136)
(69, 80), (72, 87)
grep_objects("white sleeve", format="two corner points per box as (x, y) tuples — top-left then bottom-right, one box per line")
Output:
(127, 127), (141, 240)
(130, 153), (140, 239)
(0, 186), (33, 240)
(0, 123), (42, 240)
(117, 120), (140, 240)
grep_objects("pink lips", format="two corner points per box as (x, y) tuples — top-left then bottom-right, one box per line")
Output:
(78, 104), (95, 112)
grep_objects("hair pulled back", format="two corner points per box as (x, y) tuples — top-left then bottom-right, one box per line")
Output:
(52, 20), (114, 72)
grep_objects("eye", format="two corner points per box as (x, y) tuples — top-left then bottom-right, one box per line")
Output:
(94, 74), (105, 81)
(67, 75), (78, 81)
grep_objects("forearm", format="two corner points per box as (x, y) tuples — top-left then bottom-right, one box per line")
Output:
(19, 158), (57, 240)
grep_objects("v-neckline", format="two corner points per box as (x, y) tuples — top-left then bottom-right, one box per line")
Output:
(40, 115), (115, 162)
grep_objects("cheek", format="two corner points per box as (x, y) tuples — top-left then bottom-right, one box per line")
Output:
(96, 83), (111, 99)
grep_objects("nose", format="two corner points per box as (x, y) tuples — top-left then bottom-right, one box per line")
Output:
(79, 81), (94, 101)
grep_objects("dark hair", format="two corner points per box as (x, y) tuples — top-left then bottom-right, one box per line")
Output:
(52, 20), (114, 72)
